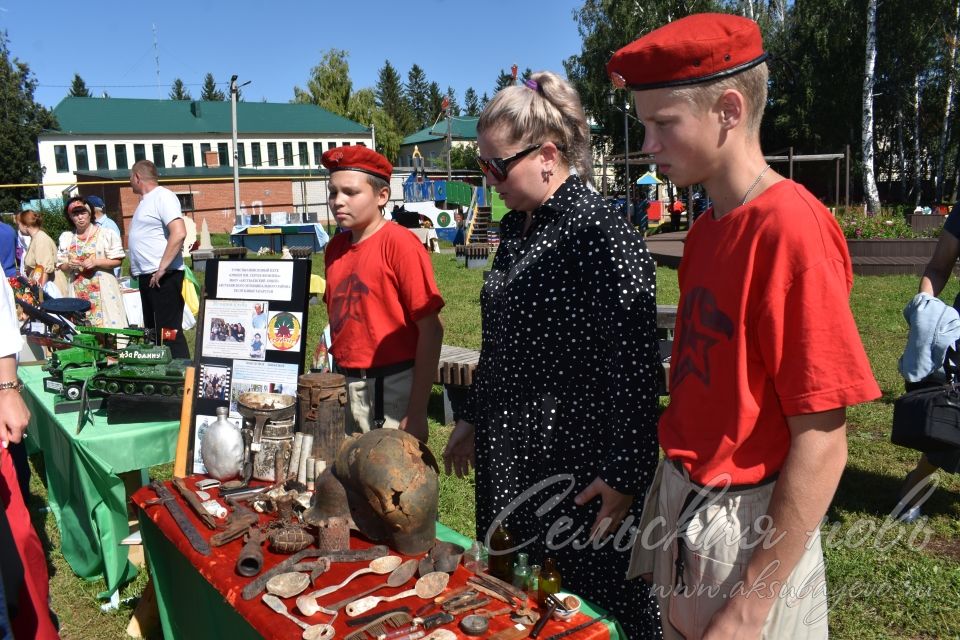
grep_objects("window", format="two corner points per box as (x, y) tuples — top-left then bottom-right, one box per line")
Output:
(313, 142), (322, 165)
(251, 143), (262, 167)
(183, 143), (195, 168)
(283, 142), (293, 166)
(327, 141), (336, 151)
(115, 144), (128, 170)
(95, 144), (108, 170)
(357, 142), (366, 147)
(200, 143), (211, 166)
(54, 145), (69, 173)
(153, 144), (165, 167)
(134, 144), (146, 162)
(299, 142), (309, 166)
(267, 142), (278, 166)
(75, 145), (89, 171)
(175, 193), (195, 211)
(218, 143), (229, 167)
(237, 143), (246, 168)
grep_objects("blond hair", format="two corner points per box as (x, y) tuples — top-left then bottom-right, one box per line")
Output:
(669, 62), (769, 138)
(131, 159), (159, 183)
(477, 71), (593, 184)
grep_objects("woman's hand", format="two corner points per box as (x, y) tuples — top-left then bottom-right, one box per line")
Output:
(442, 419), (475, 477)
(574, 476), (634, 541)
(80, 256), (98, 271)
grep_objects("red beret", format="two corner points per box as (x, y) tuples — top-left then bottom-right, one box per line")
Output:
(607, 13), (768, 91)
(321, 145), (392, 181)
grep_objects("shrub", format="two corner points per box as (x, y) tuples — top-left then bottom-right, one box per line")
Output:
(835, 206), (939, 239)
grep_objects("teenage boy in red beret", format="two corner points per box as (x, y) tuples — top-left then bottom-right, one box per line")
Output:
(608, 13), (880, 639)
(322, 146), (444, 442)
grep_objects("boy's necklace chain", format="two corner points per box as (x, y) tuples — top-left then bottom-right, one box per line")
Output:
(740, 165), (771, 207)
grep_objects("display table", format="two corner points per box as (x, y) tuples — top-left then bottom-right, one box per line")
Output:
(230, 224), (330, 253)
(20, 364), (180, 598)
(133, 478), (620, 640)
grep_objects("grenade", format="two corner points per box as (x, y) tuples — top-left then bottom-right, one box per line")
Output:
(268, 525), (315, 554)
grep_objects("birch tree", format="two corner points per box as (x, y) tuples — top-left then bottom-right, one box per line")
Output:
(936, 3), (960, 202)
(862, 0), (881, 213)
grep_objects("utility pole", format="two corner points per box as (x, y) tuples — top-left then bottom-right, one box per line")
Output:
(231, 75), (241, 225)
(444, 96), (452, 183)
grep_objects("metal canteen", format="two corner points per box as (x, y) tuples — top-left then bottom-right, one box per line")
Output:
(200, 406), (244, 480)
(262, 593), (337, 640)
(346, 571), (450, 617)
(295, 555), (402, 616)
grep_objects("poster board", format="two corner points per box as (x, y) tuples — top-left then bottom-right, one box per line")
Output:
(187, 259), (311, 475)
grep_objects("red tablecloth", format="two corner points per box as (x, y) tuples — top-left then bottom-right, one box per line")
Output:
(133, 478), (610, 639)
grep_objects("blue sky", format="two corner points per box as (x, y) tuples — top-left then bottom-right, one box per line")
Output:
(2, 0), (586, 109)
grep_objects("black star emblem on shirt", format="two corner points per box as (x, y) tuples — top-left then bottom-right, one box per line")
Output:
(672, 286), (734, 389)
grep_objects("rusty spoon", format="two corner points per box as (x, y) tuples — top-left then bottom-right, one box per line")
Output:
(346, 571), (450, 617)
(262, 593), (337, 640)
(298, 558), (418, 617)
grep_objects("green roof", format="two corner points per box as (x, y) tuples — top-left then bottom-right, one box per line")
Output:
(401, 116), (478, 145)
(50, 97), (369, 136)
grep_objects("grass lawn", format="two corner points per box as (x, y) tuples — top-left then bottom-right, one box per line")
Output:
(33, 246), (960, 639)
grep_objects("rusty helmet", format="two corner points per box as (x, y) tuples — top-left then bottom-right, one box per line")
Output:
(334, 429), (440, 554)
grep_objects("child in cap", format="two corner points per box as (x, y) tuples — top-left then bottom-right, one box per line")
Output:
(321, 145), (444, 442)
(608, 13), (880, 640)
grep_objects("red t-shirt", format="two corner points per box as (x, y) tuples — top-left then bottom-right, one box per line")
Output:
(661, 180), (880, 485)
(324, 222), (444, 369)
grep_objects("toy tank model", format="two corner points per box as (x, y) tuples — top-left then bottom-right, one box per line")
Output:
(86, 344), (188, 397)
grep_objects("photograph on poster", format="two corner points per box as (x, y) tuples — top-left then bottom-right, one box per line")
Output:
(229, 359), (300, 417)
(266, 311), (303, 352)
(202, 299), (267, 360)
(192, 413), (241, 475)
(198, 364), (231, 401)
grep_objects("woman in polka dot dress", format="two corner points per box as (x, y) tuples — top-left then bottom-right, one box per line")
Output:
(443, 71), (662, 638)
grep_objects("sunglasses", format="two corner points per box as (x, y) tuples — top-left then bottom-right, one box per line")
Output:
(476, 144), (543, 181)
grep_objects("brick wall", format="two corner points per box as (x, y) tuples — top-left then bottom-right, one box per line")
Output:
(111, 179), (297, 239)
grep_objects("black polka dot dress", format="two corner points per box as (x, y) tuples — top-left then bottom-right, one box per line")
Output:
(462, 175), (662, 638)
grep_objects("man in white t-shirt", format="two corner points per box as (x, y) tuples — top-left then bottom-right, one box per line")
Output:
(128, 160), (189, 358)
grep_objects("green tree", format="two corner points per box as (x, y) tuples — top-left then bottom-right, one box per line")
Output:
(406, 64), (431, 129)
(494, 69), (514, 92)
(293, 49), (352, 116)
(428, 81), (444, 122)
(480, 92), (489, 110)
(69, 73), (90, 97)
(169, 78), (192, 100)
(375, 60), (414, 135)
(200, 73), (225, 101)
(445, 87), (461, 117)
(566, 0), (721, 194)
(464, 87), (480, 116)
(0, 33), (57, 211)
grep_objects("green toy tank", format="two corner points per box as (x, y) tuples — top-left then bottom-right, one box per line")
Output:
(86, 344), (189, 397)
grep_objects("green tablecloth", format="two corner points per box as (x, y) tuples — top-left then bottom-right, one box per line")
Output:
(20, 364), (180, 598)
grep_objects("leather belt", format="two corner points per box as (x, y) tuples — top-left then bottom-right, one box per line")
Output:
(337, 360), (414, 380)
(669, 458), (778, 493)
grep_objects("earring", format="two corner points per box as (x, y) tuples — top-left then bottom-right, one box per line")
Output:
(542, 169), (553, 181)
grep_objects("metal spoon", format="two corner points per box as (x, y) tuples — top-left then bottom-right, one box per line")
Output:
(346, 571), (450, 617)
(299, 558), (419, 616)
(262, 593), (337, 640)
(295, 555), (403, 616)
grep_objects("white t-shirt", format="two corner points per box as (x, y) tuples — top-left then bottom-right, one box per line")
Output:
(127, 185), (185, 276)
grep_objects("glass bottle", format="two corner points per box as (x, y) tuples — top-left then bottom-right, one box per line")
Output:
(538, 557), (561, 606)
(512, 552), (531, 590)
(464, 540), (488, 574)
(487, 521), (516, 582)
(527, 564), (541, 600)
